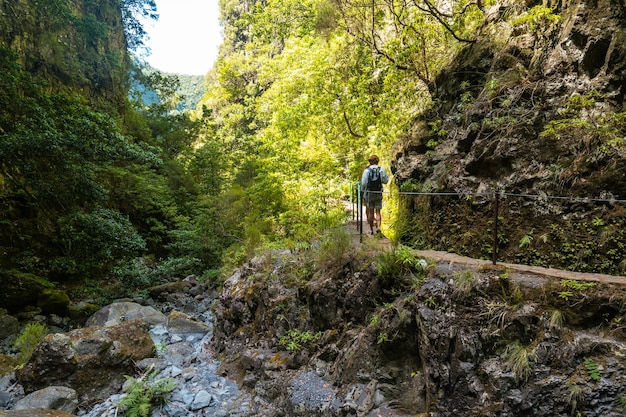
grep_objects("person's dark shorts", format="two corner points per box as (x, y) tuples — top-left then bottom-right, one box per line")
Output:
(365, 191), (383, 209)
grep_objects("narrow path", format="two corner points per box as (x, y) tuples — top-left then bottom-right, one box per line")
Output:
(345, 219), (626, 286)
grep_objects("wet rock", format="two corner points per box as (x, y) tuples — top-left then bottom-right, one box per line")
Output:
(190, 389), (212, 410)
(66, 302), (99, 324)
(0, 356), (17, 377)
(289, 371), (339, 416)
(0, 271), (45, 312)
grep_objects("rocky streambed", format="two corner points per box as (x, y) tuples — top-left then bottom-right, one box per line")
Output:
(0, 277), (256, 417)
(2, 247), (626, 417)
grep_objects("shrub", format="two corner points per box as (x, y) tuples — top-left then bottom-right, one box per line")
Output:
(279, 329), (322, 352)
(376, 246), (427, 289)
(56, 208), (146, 277)
(453, 269), (476, 297)
(315, 227), (352, 268)
(505, 342), (536, 381)
(13, 322), (48, 366)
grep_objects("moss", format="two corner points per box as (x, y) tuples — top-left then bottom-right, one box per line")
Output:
(37, 289), (70, 315)
(0, 354), (17, 376)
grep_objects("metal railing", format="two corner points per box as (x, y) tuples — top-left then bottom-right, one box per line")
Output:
(348, 183), (626, 275)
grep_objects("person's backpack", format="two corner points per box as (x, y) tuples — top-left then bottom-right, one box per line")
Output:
(368, 167), (382, 192)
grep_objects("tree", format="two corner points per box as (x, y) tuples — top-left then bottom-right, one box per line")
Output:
(120, 0), (158, 52)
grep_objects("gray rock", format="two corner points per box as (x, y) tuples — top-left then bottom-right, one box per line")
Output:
(0, 410), (77, 417)
(13, 386), (78, 413)
(190, 389), (212, 410)
(86, 302), (166, 327)
(16, 319), (155, 403)
(0, 390), (11, 407)
(166, 311), (210, 335)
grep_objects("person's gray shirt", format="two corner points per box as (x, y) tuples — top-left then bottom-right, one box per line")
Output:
(361, 164), (390, 191)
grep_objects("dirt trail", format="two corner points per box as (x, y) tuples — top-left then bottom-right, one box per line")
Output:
(345, 220), (626, 286)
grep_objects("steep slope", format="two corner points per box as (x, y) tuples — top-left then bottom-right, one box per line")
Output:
(0, 0), (128, 110)
(391, 0), (626, 274)
(212, 243), (626, 416)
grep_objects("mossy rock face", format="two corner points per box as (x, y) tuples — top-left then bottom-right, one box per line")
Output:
(0, 354), (17, 376)
(0, 270), (50, 312)
(37, 289), (70, 315)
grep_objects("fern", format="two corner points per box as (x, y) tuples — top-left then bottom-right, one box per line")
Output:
(519, 234), (533, 248)
(117, 367), (177, 417)
(584, 358), (601, 381)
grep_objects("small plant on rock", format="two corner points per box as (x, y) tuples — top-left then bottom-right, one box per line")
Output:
(519, 231), (533, 248)
(548, 309), (564, 330)
(567, 384), (584, 414)
(512, 5), (560, 31)
(376, 247), (427, 289)
(13, 322), (48, 367)
(279, 329), (322, 352)
(315, 228), (352, 268)
(617, 395), (626, 411)
(562, 279), (595, 291)
(584, 358), (601, 381)
(370, 314), (381, 329)
(558, 290), (574, 302)
(453, 269), (476, 297)
(116, 367), (177, 417)
(505, 341), (536, 382)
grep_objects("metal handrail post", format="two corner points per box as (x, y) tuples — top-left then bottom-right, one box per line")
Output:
(357, 183), (363, 241)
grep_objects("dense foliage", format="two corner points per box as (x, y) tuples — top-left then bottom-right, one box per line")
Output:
(195, 0), (490, 255)
(1, 0), (624, 304)
(0, 0), (230, 297)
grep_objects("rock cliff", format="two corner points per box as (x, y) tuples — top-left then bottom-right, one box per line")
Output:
(0, 0), (128, 110)
(390, 0), (626, 274)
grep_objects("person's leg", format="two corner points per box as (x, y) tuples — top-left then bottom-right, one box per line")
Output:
(366, 207), (375, 234)
(374, 209), (382, 232)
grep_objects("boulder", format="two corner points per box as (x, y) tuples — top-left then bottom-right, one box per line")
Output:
(0, 409), (76, 417)
(147, 281), (193, 300)
(0, 411), (76, 417)
(166, 311), (210, 335)
(85, 301), (166, 327)
(16, 318), (155, 402)
(13, 386), (78, 413)
(37, 290), (70, 316)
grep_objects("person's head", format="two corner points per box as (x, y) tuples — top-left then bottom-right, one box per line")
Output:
(368, 154), (379, 165)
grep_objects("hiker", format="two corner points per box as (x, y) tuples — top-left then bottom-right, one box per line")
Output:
(361, 154), (390, 235)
